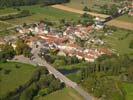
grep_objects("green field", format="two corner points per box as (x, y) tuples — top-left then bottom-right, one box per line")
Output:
(0, 21), (13, 30)
(103, 29), (133, 57)
(123, 83), (133, 100)
(36, 88), (83, 100)
(64, 0), (119, 12)
(0, 8), (18, 15)
(0, 62), (36, 96)
(116, 14), (133, 23)
(6, 5), (80, 25)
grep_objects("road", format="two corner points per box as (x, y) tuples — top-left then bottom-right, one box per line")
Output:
(52, 4), (109, 18)
(11, 47), (93, 100)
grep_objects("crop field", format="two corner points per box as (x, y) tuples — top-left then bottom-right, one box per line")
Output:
(116, 14), (133, 23)
(6, 5), (80, 25)
(37, 88), (84, 100)
(0, 8), (19, 15)
(64, 0), (119, 12)
(0, 62), (36, 97)
(0, 21), (13, 30)
(103, 29), (133, 57)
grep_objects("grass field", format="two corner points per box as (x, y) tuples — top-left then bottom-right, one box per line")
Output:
(64, 0), (119, 12)
(123, 83), (133, 100)
(116, 14), (133, 23)
(0, 62), (36, 97)
(0, 21), (13, 30)
(103, 29), (133, 57)
(6, 5), (80, 25)
(36, 88), (83, 100)
(0, 8), (18, 15)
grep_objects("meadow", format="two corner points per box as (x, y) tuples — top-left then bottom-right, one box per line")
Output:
(6, 5), (80, 25)
(0, 62), (36, 97)
(0, 8), (19, 15)
(0, 21), (13, 30)
(36, 88), (84, 100)
(103, 29), (133, 57)
(64, 0), (119, 12)
(116, 14), (133, 23)
(123, 83), (133, 100)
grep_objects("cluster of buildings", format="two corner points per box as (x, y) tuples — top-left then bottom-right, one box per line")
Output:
(0, 20), (112, 62)
(17, 21), (111, 62)
(128, 2), (133, 16)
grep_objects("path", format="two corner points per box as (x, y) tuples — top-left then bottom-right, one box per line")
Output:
(51, 4), (109, 18)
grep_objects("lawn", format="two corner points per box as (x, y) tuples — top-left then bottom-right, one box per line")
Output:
(6, 5), (80, 25)
(36, 88), (84, 100)
(123, 83), (133, 100)
(103, 29), (133, 57)
(116, 14), (133, 23)
(0, 62), (36, 97)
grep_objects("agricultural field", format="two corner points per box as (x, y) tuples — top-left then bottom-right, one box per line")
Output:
(0, 8), (19, 15)
(6, 5), (80, 25)
(36, 88), (84, 100)
(103, 29), (133, 57)
(0, 21), (13, 30)
(0, 62), (36, 97)
(116, 14), (133, 23)
(64, 0), (119, 12)
(123, 83), (133, 100)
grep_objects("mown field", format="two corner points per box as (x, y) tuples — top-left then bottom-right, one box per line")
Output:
(36, 88), (84, 100)
(6, 5), (80, 25)
(123, 83), (133, 100)
(103, 29), (133, 57)
(0, 62), (36, 97)
(116, 14), (133, 23)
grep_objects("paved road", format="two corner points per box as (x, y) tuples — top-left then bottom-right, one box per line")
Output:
(12, 47), (93, 100)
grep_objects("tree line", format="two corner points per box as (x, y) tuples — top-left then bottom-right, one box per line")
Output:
(1, 67), (65, 100)
(80, 54), (133, 100)
(0, 0), (70, 8)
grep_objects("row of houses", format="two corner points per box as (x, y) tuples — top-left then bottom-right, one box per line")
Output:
(33, 35), (112, 62)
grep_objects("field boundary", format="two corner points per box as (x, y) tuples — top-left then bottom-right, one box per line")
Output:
(51, 4), (109, 18)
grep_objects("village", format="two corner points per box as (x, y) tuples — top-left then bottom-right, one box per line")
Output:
(0, 17), (113, 63)
(0, 0), (133, 100)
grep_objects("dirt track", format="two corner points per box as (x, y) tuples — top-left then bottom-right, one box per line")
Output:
(107, 20), (133, 31)
(52, 5), (109, 18)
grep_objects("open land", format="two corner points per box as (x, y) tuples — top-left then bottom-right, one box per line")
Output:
(0, 62), (36, 97)
(103, 29), (133, 57)
(36, 88), (84, 100)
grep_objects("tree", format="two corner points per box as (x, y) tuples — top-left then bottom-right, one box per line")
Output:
(81, 13), (94, 26)
(0, 43), (15, 61)
(15, 39), (31, 57)
(83, 6), (89, 12)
